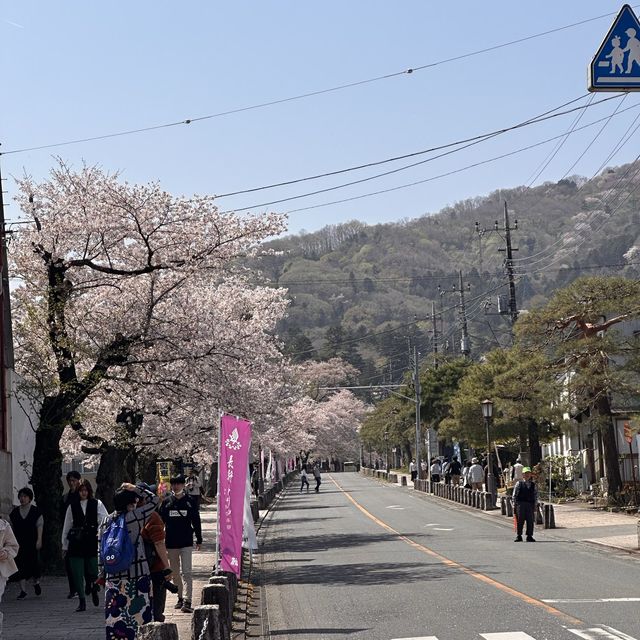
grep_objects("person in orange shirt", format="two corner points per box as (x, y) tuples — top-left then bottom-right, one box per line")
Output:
(137, 483), (178, 622)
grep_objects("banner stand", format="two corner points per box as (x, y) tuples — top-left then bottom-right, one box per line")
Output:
(214, 409), (223, 575)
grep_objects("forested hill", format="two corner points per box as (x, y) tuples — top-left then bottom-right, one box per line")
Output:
(255, 161), (640, 384)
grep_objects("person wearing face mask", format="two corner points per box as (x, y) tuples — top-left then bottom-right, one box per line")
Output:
(158, 475), (202, 614)
(61, 480), (108, 611)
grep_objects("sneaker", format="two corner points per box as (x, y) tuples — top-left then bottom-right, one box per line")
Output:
(174, 598), (184, 610)
(514, 535), (523, 542)
(181, 600), (194, 613)
(67, 591), (78, 599)
(75, 599), (86, 612)
(17, 590), (27, 600)
(34, 583), (42, 596)
(526, 536), (536, 542)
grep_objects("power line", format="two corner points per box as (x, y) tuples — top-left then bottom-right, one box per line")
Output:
(221, 94), (629, 213)
(281, 102), (640, 215)
(2, 8), (630, 157)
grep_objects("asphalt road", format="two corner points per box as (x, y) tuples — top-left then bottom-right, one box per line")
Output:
(262, 473), (640, 640)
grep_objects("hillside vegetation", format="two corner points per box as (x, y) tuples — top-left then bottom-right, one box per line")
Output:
(255, 162), (640, 385)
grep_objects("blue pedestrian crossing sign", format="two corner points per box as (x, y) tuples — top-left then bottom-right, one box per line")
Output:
(590, 5), (640, 91)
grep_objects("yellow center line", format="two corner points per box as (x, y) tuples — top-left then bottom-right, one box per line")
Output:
(330, 475), (582, 627)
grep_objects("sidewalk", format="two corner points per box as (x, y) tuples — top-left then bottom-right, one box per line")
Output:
(390, 475), (640, 554)
(1, 504), (218, 640)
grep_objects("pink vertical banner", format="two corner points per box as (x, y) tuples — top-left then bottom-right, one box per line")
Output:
(218, 414), (252, 576)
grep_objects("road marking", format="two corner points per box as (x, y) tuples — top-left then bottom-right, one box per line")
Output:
(568, 626), (638, 639)
(481, 634), (537, 640)
(386, 505), (405, 509)
(423, 523), (441, 527)
(330, 476), (582, 626)
(390, 637), (438, 640)
(544, 597), (640, 603)
(433, 527), (454, 531)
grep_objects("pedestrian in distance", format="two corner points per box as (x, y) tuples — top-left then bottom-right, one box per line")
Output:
(449, 455), (462, 486)
(61, 479), (108, 612)
(513, 467), (538, 542)
(61, 470), (81, 599)
(468, 458), (484, 491)
(430, 458), (441, 483)
(185, 468), (201, 511)
(158, 475), (202, 614)
(9, 488), (44, 601)
(512, 457), (524, 483)
(409, 459), (417, 482)
(0, 516), (19, 639)
(100, 483), (160, 637)
(138, 482), (177, 622)
(313, 464), (322, 493)
(462, 460), (472, 488)
(300, 467), (310, 493)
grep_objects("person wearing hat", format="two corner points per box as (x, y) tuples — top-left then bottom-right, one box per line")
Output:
(158, 475), (202, 614)
(468, 458), (484, 491)
(513, 467), (538, 542)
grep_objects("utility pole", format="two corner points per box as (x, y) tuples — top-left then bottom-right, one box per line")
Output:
(0, 162), (13, 453)
(431, 301), (438, 369)
(413, 345), (421, 481)
(500, 201), (519, 326)
(457, 270), (470, 357)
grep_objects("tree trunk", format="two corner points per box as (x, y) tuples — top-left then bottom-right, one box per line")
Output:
(95, 444), (137, 512)
(31, 407), (65, 574)
(527, 419), (542, 467)
(596, 396), (623, 496)
(136, 451), (157, 487)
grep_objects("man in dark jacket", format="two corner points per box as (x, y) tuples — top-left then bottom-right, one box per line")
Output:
(158, 475), (202, 614)
(513, 467), (538, 542)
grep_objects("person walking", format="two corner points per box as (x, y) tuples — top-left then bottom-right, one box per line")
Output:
(159, 475), (202, 614)
(512, 457), (524, 483)
(185, 469), (201, 511)
(101, 483), (160, 638)
(61, 470), (81, 599)
(62, 479), (108, 612)
(430, 458), (441, 483)
(449, 456), (462, 486)
(461, 460), (472, 488)
(0, 516), (19, 638)
(138, 482), (176, 622)
(513, 467), (538, 542)
(300, 467), (310, 493)
(468, 458), (484, 491)
(409, 459), (417, 482)
(312, 465), (322, 493)
(9, 488), (43, 600)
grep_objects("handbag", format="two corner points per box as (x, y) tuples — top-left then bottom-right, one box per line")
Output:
(67, 526), (85, 544)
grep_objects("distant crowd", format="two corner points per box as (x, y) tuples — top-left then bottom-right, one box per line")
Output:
(0, 468), (204, 640)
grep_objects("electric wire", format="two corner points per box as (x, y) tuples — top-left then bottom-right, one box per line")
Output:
(221, 94), (630, 213)
(2, 8), (630, 157)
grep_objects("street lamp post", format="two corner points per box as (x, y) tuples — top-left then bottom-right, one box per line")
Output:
(482, 399), (496, 508)
(383, 430), (389, 470)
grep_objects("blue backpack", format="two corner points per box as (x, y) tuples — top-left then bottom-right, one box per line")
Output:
(100, 513), (135, 575)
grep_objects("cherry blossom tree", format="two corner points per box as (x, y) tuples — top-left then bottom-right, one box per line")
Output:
(10, 161), (286, 567)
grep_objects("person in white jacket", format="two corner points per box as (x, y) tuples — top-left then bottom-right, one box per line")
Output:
(0, 517), (20, 638)
(468, 458), (484, 491)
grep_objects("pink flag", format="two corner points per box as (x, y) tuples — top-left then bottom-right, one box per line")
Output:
(218, 414), (252, 576)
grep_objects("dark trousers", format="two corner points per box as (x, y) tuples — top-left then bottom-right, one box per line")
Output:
(151, 572), (167, 622)
(516, 502), (535, 537)
(65, 554), (76, 593)
(300, 477), (309, 492)
(314, 477), (321, 492)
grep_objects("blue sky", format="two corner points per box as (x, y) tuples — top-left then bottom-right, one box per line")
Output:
(2, 1), (639, 236)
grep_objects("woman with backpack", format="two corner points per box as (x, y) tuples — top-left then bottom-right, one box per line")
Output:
(61, 480), (108, 612)
(100, 482), (160, 639)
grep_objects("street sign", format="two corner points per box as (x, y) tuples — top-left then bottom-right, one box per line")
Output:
(624, 421), (633, 444)
(589, 4), (640, 91)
